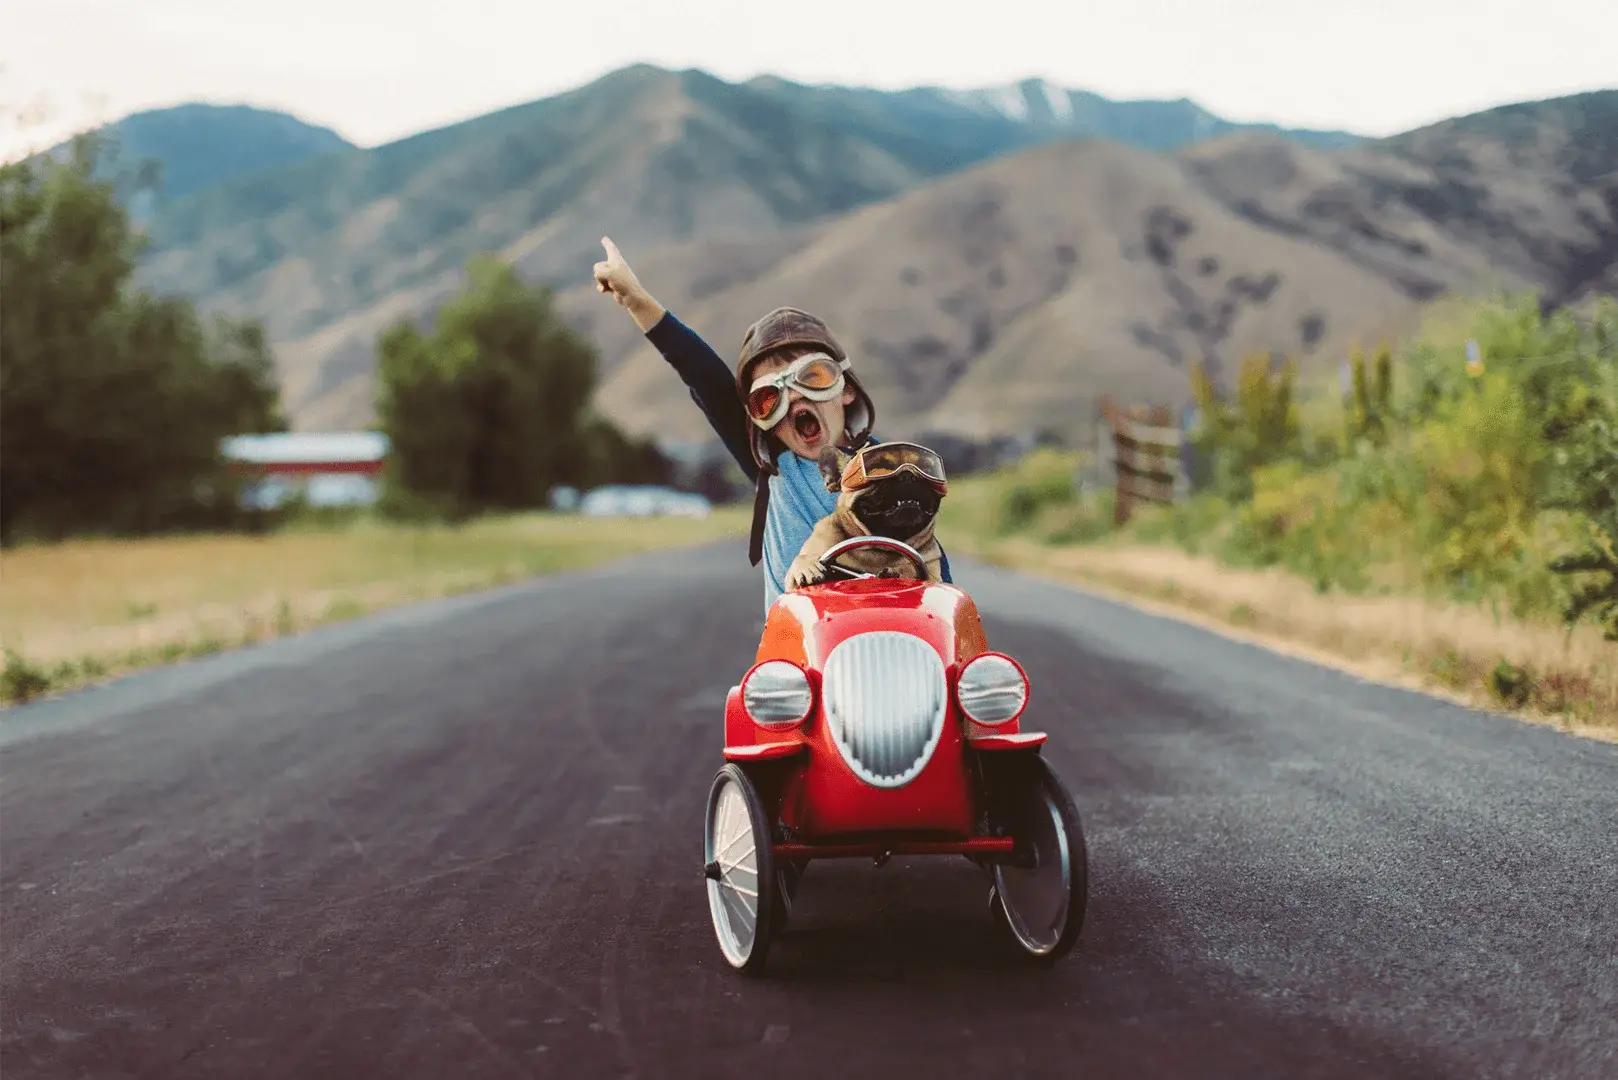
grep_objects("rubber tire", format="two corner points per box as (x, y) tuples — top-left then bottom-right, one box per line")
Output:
(990, 754), (1089, 965)
(773, 858), (806, 928)
(704, 763), (779, 976)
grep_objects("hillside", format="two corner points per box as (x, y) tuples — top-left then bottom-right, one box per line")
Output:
(1183, 90), (1618, 309)
(744, 75), (1361, 151)
(57, 103), (354, 205)
(575, 90), (1618, 444)
(129, 74), (1615, 438)
(575, 139), (1416, 443)
(128, 65), (1364, 427)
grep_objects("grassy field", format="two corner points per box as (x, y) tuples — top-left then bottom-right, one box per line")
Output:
(1, 508), (749, 705)
(939, 451), (1618, 740)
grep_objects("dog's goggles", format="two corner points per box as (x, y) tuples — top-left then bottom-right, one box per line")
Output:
(745, 353), (850, 429)
(841, 442), (949, 495)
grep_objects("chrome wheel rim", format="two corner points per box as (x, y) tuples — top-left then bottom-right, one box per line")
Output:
(706, 777), (761, 967)
(993, 785), (1071, 955)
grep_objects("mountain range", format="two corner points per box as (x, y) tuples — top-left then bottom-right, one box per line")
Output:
(52, 103), (355, 207)
(110, 67), (1617, 442)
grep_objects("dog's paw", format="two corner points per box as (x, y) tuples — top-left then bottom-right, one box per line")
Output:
(785, 560), (823, 591)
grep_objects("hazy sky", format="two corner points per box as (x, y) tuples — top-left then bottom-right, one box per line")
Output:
(3, 0), (1613, 158)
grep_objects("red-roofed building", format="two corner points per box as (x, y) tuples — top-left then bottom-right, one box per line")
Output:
(221, 432), (388, 508)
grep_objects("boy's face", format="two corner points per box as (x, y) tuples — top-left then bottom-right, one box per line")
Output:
(746, 347), (858, 461)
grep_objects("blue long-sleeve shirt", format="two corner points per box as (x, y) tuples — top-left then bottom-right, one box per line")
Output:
(643, 310), (951, 611)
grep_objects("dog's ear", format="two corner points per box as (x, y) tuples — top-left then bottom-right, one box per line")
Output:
(818, 446), (847, 492)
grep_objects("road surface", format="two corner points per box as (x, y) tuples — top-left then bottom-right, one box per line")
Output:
(3, 541), (1615, 1079)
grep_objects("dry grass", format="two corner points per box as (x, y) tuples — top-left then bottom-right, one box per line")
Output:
(1, 508), (748, 703)
(956, 535), (1618, 741)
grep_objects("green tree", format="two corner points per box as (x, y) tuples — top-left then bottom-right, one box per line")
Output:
(1546, 310), (1618, 639)
(0, 136), (285, 544)
(375, 254), (660, 519)
(375, 319), (477, 519)
(204, 315), (289, 436)
(574, 415), (674, 489)
(1547, 418), (1618, 640)
(1190, 351), (1300, 501)
(1345, 342), (1394, 447)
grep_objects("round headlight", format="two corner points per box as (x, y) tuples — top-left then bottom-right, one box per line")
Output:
(956, 652), (1028, 726)
(742, 660), (813, 728)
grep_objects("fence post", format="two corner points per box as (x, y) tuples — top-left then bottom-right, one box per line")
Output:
(1099, 397), (1128, 526)
(1109, 400), (1183, 526)
(1176, 401), (1197, 500)
(1094, 399), (1113, 503)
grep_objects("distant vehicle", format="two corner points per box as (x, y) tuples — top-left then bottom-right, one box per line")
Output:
(660, 492), (713, 518)
(240, 477), (297, 511)
(238, 474), (379, 511)
(549, 485), (581, 512)
(304, 474), (380, 508)
(578, 485), (711, 518)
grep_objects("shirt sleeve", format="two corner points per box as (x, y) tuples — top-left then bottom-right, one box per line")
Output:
(644, 310), (759, 481)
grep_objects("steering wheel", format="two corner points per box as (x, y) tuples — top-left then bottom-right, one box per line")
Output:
(816, 535), (928, 582)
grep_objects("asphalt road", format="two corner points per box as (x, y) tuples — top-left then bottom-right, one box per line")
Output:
(3, 540), (1616, 1080)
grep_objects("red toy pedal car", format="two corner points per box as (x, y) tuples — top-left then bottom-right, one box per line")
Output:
(703, 535), (1089, 974)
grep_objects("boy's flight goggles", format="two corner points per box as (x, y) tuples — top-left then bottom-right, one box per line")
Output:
(841, 442), (949, 495)
(746, 353), (851, 429)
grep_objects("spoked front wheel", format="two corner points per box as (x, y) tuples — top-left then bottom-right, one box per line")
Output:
(703, 763), (779, 975)
(990, 754), (1088, 963)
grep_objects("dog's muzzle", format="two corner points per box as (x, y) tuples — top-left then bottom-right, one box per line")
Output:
(856, 474), (942, 540)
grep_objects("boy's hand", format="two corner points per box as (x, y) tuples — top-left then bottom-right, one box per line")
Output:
(593, 237), (665, 332)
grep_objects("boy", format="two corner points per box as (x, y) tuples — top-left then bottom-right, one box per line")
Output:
(592, 237), (953, 611)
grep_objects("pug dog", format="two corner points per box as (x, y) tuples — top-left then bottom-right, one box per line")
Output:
(784, 445), (946, 589)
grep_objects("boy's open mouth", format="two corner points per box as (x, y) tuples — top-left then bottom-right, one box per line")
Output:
(790, 405), (822, 443)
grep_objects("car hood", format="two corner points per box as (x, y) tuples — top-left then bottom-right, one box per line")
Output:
(756, 579), (989, 672)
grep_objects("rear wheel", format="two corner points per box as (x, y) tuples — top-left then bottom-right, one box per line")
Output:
(703, 763), (779, 975)
(774, 857), (806, 925)
(990, 755), (1088, 963)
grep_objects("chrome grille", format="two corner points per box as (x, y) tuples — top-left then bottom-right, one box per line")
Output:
(821, 631), (948, 788)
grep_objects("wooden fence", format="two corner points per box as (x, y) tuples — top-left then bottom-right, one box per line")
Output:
(1097, 397), (1186, 525)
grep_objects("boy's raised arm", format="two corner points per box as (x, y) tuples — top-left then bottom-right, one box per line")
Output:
(593, 237), (758, 481)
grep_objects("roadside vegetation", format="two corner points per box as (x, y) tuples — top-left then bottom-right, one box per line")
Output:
(2, 134), (738, 705)
(942, 293), (1618, 734)
(1, 508), (748, 705)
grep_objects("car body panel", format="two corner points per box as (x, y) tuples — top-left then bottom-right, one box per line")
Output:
(725, 576), (1042, 844)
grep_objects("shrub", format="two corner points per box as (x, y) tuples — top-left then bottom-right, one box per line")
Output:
(966, 294), (1616, 645)
(993, 450), (1078, 534)
(3, 649), (52, 704)
(1190, 352), (1301, 502)
(1546, 329), (1618, 639)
